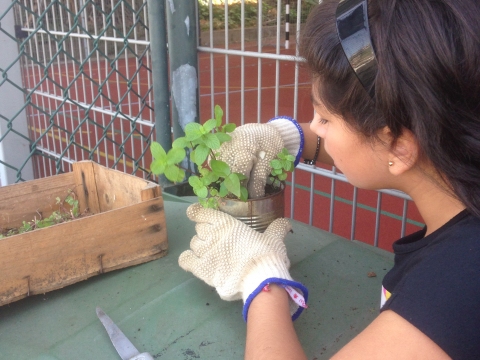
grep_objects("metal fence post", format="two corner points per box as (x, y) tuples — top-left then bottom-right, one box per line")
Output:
(166, 0), (200, 135)
(166, 0), (199, 181)
(147, 0), (171, 186)
(0, 0), (34, 185)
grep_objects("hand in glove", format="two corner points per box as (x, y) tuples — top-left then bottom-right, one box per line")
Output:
(178, 203), (308, 321)
(216, 117), (304, 199)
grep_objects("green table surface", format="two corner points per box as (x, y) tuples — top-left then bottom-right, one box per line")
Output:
(0, 198), (394, 359)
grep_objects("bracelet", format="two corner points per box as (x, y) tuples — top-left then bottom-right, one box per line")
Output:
(304, 135), (321, 165)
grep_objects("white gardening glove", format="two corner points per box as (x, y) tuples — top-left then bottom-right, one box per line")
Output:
(216, 116), (304, 199)
(178, 203), (308, 321)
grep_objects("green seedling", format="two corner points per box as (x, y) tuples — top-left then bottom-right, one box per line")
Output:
(150, 104), (294, 208)
(269, 147), (295, 187)
(0, 190), (81, 238)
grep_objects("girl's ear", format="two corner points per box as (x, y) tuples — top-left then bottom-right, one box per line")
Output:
(386, 128), (419, 176)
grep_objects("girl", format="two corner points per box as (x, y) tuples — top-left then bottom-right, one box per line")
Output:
(178, 0), (480, 358)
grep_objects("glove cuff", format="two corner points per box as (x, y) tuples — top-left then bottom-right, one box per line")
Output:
(267, 116), (304, 167)
(241, 254), (293, 302)
(241, 254), (308, 322)
(242, 278), (309, 322)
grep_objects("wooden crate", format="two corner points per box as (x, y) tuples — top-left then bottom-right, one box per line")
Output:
(0, 161), (168, 306)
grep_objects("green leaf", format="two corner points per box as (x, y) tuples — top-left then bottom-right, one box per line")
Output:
(20, 221), (32, 233)
(150, 159), (166, 175)
(188, 175), (203, 189)
(270, 159), (282, 169)
(207, 197), (219, 209)
(185, 123), (203, 141)
(199, 198), (209, 208)
(190, 149), (196, 164)
(215, 132), (231, 144)
(38, 219), (55, 228)
(150, 141), (167, 160)
(224, 173), (241, 197)
(193, 144), (210, 165)
(164, 165), (184, 183)
(199, 167), (210, 176)
(201, 176), (213, 187)
(222, 123), (236, 133)
(210, 188), (218, 196)
(203, 171), (219, 184)
(177, 171), (185, 183)
(218, 182), (228, 197)
(286, 154), (295, 162)
(214, 105), (224, 127)
(72, 204), (79, 217)
(166, 147), (186, 165)
(202, 133), (221, 149)
(203, 118), (217, 133)
(277, 172), (288, 181)
(274, 168), (283, 175)
(210, 160), (231, 177)
(235, 173), (247, 181)
(194, 186), (209, 199)
(240, 186), (249, 201)
(172, 137), (189, 149)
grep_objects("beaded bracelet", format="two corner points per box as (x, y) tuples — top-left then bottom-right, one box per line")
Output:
(304, 135), (321, 165)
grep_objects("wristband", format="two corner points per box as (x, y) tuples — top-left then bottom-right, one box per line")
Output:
(267, 116), (304, 167)
(242, 278), (309, 322)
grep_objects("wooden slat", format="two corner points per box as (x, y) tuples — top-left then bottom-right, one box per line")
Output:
(141, 182), (162, 201)
(89, 162), (157, 212)
(72, 161), (101, 214)
(0, 173), (75, 229)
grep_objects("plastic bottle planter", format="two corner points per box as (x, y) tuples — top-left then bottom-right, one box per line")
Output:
(217, 183), (285, 232)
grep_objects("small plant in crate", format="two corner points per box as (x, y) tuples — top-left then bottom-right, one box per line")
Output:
(0, 190), (82, 238)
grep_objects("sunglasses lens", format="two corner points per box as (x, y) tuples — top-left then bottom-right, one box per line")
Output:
(336, 0), (378, 98)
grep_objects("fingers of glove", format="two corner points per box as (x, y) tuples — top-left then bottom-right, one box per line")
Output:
(189, 234), (212, 256)
(216, 285), (243, 301)
(186, 203), (227, 225)
(195, 222), (216, 242)
(178, 249), (200, 274)
(264, 218), (292, 240)
(219, 148), (254, 179)
(178, 249), (216, 284)
(247, 161), (269, 199)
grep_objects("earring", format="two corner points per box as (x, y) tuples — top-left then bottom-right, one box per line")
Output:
(388, 161), (394, 167)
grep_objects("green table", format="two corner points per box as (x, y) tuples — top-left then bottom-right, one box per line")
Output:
(0, 199), (393, 359)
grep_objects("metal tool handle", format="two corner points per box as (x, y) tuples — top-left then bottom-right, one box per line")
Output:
(130, 353), (154, 360)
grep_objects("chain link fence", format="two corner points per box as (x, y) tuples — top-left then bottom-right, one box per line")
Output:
(0, 0), (155, 185)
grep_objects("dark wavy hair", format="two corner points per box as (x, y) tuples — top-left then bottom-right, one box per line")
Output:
(300, 0), (480, 217)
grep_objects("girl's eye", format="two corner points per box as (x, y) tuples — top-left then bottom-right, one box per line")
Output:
(319, 118), (328, 125)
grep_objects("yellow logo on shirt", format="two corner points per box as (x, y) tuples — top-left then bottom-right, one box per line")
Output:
(380, 286), (391, 308)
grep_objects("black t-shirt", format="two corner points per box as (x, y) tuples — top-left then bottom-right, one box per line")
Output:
(381, 210), (480, 359)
